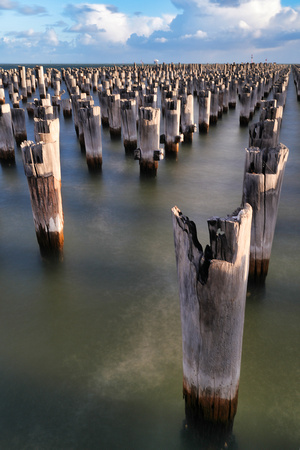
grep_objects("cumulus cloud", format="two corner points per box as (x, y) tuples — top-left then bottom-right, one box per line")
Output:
(167, 0), (300, 51)
(64, 3), (175, 45)
(1, 0), (300, 63)
(4, 27), (59, 48)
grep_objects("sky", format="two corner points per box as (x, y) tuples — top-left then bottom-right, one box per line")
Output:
(0, 0), (299, 64)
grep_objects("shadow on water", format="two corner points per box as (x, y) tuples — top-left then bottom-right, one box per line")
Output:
(0, 159), (16, 170)
(246, 279), (267, 302)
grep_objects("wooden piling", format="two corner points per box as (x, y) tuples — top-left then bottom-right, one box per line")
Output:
(239, 85), (251, 126)
(12, 92), (22, 108)
(37, 65), (46, 99)
(0, 104), (15, 162)
(164, 98), (183, 155)
(107, 93), (121, 138)
(172, 203), (252, 444)
(21, 118), (63, 259)
(209, 86), (219, 125)
(0, 87), (5, 105)
(19, 66), (27, 101)
(135, 107), (163, 177)
(61, 98), (72, 118)
(11, 108), (27, 146)
(120, 99), (138, 153)
(198, 90), (211, 133)
(98, 89), (110, 126)
(242, 144), (289, 281)
(249, 119), (279, 149)
(78, 106), (102, 171)
(34, 117), (60, 145)
(180, 93), (196, 143)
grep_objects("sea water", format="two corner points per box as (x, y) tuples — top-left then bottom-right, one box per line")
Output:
(0, 65), (299, 449)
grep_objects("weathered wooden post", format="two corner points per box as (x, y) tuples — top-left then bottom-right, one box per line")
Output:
(11, 108), (27, 145)
(78, 106), (102, 171)
(249, 81), (258, 118)
(19, 65), (27, 101)
(210, 86), (219, 125)
(249, 119), (279, 149)
(273, 83), (287, 108)
(12, 72), (19, 93)
(217, 84), (224, 118)
(259, 99), (283, 130)
(37, 65), (46, 99)
(142, 93), (157, 109)
(107, 93), (121, 138)
(34, 117), (60, 147)
(12, 92), (22, 108)
(0, 104), (15, 163)
(21, 118), (64, 259)
(0, 86), (5, 105)
(71, 94), (94, 145)
(292, 64), (300, 100)
(198, 90), (211, 133)
(61, 98), (72, 118)
(180, 93), (196, 143)
(172, 203), (252, 445)
(222, 83), (229, 113)
(135, 107), (164, 177)
(163, 98), (183, 155)
(120, 98), (138, 153)
(239, 85), (252, 126)
(242, 144), (289, 282)
(98, 89), (110, 126)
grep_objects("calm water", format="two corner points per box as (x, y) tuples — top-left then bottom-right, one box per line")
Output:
(0, 66), (299, 450)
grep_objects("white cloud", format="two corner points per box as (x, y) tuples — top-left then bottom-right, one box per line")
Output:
(182, 29), (207, 39)
(155, 37), (168, 43)
(239, 20), (251, 30)
(66, 4), (175, 45)
(46, 28), (59, 46)
(0, 0), (300, 63)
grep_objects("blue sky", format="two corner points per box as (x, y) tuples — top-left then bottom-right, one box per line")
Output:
(0, 0), (299, 64)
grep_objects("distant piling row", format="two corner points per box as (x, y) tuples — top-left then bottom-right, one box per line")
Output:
(292, 64), (300, 100)
(57, 61), (289, 176)
(243, 71), (290, 282)
(0, 61), (293, 261)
